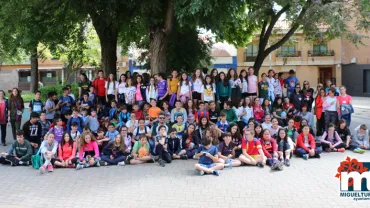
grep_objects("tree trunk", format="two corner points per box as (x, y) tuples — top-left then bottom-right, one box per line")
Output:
(91, 17), (118, 78)
(149, 27), (168, 75)
(30, 47), (38, 93)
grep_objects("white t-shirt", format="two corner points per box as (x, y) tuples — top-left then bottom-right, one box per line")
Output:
(325, 96), (337, 112)
(192, 78), (203, 92)
(133, 126), (151, 140)
(266, 77), (275, 92)
(241, 78), (248, 93)
(262, 122), (272, 130)
(105, 81), (118, 95)
(201, 84), (216, 102)
(125, 86), (136, 104)
(126, 120), (138, 130)
(179, 81), (192, 95)
(117, 82), (126, 94)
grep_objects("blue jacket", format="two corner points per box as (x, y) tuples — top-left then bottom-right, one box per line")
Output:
(67, 116), (84, 133)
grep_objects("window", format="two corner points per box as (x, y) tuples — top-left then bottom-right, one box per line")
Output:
(19, 71), (31, 82)
(40, 71), (57, 83)
(246, 44), (258, 57)
(313, 44), (328, 53)
(364, 70), (370, 93)
(281, 45), (296, 56)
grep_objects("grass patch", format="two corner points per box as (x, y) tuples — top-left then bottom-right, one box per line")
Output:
(21, 92), (34, 103)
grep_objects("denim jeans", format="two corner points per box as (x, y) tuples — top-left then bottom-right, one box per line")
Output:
(101, 155), (125, 165)
(296, 147), (322, 158)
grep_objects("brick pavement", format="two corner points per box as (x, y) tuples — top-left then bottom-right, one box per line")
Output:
(0, 149), (369, 208)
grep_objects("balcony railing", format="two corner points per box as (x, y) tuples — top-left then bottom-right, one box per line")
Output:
(276, 51), (301, 57)
(308, 50), (335, 57)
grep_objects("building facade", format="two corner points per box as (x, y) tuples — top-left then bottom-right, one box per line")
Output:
(237, 33), (342, 89)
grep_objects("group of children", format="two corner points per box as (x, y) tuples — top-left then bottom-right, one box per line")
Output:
(0, 68), (368, 177)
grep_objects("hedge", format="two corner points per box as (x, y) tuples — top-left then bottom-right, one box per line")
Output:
(39, 84), (79, 101)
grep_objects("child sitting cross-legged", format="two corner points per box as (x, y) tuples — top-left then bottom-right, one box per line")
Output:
(238, 129), (266, 168)
(76, 132), (101, 170)
(260, 129), (283, 171)
(217, 133), (242, 169)
(54, 132), (77, 168)
(101, 134), (127, 166)
(39, 133), (58, 174)
(194, 136), (223, 176)
(126, 134), (154, 165)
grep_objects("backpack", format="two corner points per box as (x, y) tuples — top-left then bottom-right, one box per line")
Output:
(136, 126), (148, 136)
(197, 109), (207, 118)
(31, 148), (43, 169)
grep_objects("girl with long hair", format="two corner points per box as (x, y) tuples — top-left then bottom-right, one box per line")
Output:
(76, 132), (100, 170)
(227, 68), (242, 100)
(117, 74), (127, 105)
(182, 124), (199, 159)
(191, 69), (204, 106)
(216, 72), (231, 108)
(201, 75), (216, 109)
(185, 99), (196, 125)
(177, 72), (192, 104)
(8, 88), (24, 140)
(101, 134), (127, 165)
(54, 132), (77, 168)
(105, 73), (117, 104)
(0, 90), (9, 146)
(134, 75), (147, 108)
(239, 69), (248, 99)
(125, 78), (136, 111)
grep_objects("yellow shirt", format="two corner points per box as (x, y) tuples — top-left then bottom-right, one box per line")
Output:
(168, 78), (179, 94)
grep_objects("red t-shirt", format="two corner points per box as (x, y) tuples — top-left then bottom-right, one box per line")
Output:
(283, 103), (295, 110)
(241, 138), (262, 155)
(337, 95), (352, 105)
(133, 110), (144, 120)
(93, 78), (107, 97)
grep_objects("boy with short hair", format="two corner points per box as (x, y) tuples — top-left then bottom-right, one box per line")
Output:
(29, 91), (44, 114)
(105, 123), (119, 142)
(216, 112), (229, 133)
(349, 124), (369, 153)
(22, 112), (42, 153)
(0, 130), (32, 166)
(194, 136), (223, 176)
(221, 101), (238, 124)
(85, 109), (100, 134)
(284, 69), (299, 97)
(96, 128), (110, 152)
(167, 128), (187, 160)
(170, 100), (187, 124)
(66, 109), (84, 133)
(70, 122), (81, 141)
(38, 112), (51, 139)
(118, 105), (130, 127)
(172, 115), (186, 138)
(78, 93), (92, 114)
(208, 101), (219, 125)
(58, 87), (75, 122)
(108, 100), (118, 122)
(88, 86), (97, 107)
(66, 85), (76, 100)
(238, 129), (266, 167)
(132, 103), (144, 120)
(194, 102), (209, 124)
(148, 99), (161, 121)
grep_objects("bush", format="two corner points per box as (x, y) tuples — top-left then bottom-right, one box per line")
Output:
(39, 84), (79, 101)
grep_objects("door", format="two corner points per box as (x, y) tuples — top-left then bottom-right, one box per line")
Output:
(364, 70), (370, 93)
(319, 67), (334, 86)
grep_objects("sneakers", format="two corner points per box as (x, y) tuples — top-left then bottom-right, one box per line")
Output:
(354, 148), (365, 154)
(257, 162), (264, 168)
(76, 164), (84, 170)
(18, 161), (29, 166)
(96, 160), (100, 167)
(315, 154), (321, 159)
(213, 170), (220, 176)
(117, 161), (125, 166)
(325, 148), (331, 153)
(39, 165), (46, 174)
(227, 159), (233, 170)
(125, 155), (133, 163)
(302, 154), (309, 160)
(193, 155), (199, 160)
(180, 155), (188, 160)
(158, 159), (165, 167)
(284, 159), (290, 167)
(276, 161), (284, 171)
(271, 161), (279, 170)
(337, 148), (345, 153)
(47, 165), (54, 172)
(67, 164), (75, 168)
(199, 170), (205, 176)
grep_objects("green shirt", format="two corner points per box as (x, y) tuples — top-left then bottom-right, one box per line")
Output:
(9, 140), (32, 161)
(221, 109), (238, 124)
(132, 141), (150, 155)
(259, 81), (269, 99)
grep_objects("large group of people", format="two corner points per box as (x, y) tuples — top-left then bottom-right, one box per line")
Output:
(0, 67), (368, 176)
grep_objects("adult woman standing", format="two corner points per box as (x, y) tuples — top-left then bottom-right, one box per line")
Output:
(315, 88), (326, 136)
(302, 81), (314, 112)
(239, 69), (248, 99)
(323, 88), (338, 131)
(337, 86), (353, 127)
(0, 90), (8, 146)
(247, 67), (258, 104)
(8, 88), (24, 140)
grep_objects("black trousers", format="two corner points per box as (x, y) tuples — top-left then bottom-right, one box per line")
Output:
(316, 113), (325, 136)
(324, 111), (338, 131)
(0, 155), (30, 166)
(0, 124), (6, 144)
(322, 142), (345, 150)
(155, 144), (172, 163)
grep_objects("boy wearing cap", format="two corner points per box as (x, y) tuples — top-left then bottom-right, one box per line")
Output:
(284, 70), (299, 98)
(22, 112), (42, 153)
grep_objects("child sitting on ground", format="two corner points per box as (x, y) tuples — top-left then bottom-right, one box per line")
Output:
(194, 136), (223, 176)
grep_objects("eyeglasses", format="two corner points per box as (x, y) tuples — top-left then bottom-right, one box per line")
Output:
(121, 129), (127, 132)
(159, 117), (165, 119)
(296, 87), (301, 89)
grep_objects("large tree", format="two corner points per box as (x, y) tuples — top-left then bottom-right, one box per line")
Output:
(216, 0), (370, 74)
(0, 0), (83, 92)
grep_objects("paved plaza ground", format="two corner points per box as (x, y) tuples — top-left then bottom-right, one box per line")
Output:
(0, 98), (370, 208)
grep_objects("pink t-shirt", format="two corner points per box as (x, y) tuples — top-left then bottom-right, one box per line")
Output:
(247, 75), (258, 93)
(136, 85), (143, 101)
(337, 95), (352, 105)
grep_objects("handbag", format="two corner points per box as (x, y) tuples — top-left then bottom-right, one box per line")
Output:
(31, 148), (43, 169)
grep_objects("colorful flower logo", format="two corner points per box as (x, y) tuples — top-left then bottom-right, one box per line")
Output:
(335, 157), (369, 187)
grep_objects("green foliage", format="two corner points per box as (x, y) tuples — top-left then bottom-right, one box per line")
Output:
(20, 92), (35, 103)
(39, 84), (78, 102)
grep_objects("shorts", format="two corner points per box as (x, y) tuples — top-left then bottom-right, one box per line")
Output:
(247, 92), (257, 97)
(199, 163), (216, 168)
(192, 92), (201, 100)
(235, 149), (242, 158)
(250, 155), (259, 159)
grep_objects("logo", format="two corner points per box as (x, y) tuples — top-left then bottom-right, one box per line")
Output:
(336, 157), (370, 201)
